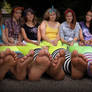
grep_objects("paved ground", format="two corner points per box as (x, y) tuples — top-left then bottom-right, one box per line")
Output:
(0, 74), (92, 92)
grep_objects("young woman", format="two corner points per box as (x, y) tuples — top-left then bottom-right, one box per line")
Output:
(19, 8), (51, 81)
(5, 6), (24, 45)
(40, 7), (67, 80)
(78, 10), (92, 77)
(21, 8), (40, 45)
(0, 7), (35, 80)
(60, 8), (81, 46)
(60, 8), (87, 79)
(79, 10), (92, 46)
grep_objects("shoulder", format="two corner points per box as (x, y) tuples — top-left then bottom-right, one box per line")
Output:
(76, 22), (81, 26)
(35, 23), (39, 28)
(41, 20), (48, 25)
(79, 21), (85, 26)
(22, 24), (26, 28)
(60, 21), (66, 26)
(56, 22), (60, 26)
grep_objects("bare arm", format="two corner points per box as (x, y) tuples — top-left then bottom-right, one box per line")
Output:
(37, 25), (41, 43)
(59, 24), (70, 45)
(55, 23), (60, 41)
(2, 29), (9, 44)
(21, 28), (38, 45)
(18, 33), (22, 42)
(40, 21), (52, 43)
(79, 29), (84, 41)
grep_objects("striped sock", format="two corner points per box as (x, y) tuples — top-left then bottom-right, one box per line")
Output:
(33, 48), (42, 61)
(63, 50), (71, 74)
(83, 52), (92, 77)
(51, 48), (71, 74)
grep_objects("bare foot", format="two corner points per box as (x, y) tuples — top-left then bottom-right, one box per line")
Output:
(79, 41), (85, 46)
(87, 62), (92, 77)
(71, 50), (87, 79)
(11, 50), (34, 80)
(0, 49), (16, 80)
(28, 49), (51, 81)
(47, 50), (65, 80)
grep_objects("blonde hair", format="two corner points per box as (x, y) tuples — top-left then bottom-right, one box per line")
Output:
(43, 8), (60, 21)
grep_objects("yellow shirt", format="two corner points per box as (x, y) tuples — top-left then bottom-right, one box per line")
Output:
(45, 23), (59, 40)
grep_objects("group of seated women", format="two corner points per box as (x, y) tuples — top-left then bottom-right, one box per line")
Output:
(0, 6), (92, 81)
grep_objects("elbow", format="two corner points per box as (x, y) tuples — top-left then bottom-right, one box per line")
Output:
(23, 37), (29, 42)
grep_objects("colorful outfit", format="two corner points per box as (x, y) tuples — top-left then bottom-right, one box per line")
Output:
(79, 21), (92, 41)
(0, 18), (23, 57)
(69, 43), (92, 77)
(60, 22), (81, 42)
(79, 21), (92, 76)
(22, 24), (38, 40)
(20, 23), (41, 58)
(59, 22), (81, 74)
(5, 18), (21, 40)
(39, 22), (70, 74)
(40, 22), (67, 54)
(0, 25), (5, 44)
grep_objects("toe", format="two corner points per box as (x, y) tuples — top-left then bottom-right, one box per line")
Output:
(5, 48), (11, 55)
(0, 51), (5, 58)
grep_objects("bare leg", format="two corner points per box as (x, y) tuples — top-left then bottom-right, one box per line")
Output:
(11, 50), (34, 80)
(0, 49), (16, 80)
(47, 50), (65, 80)
(28, 50), (51, 81)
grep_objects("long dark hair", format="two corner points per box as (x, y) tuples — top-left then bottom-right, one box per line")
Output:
(85, 10), (92, 34)
(64, 8), (76, 30)
(11, 6), (23, 36)
(24, 8), (38, 25)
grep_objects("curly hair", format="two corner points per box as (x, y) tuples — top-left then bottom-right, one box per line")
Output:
(43, 8), (60, 21)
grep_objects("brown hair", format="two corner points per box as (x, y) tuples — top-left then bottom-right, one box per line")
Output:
(64, 8), (76, 30)
(86, 10), (92, 34)
(24, 8), (38, 25)
(10, 6), (23, 37)
(43, 8), (60, 21)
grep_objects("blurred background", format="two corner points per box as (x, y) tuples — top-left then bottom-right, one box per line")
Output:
(0, 0), (92, 22)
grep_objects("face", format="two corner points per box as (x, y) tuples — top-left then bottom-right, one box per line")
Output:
(26, 12), (34, 21)
(49, 11), (56, 21)
(13, 10), (22, 20)
(65, 12), (73, 23)
(86, 11), (92, 22)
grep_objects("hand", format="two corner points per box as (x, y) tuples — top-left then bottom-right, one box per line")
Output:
(79, 41), (85, 46)
(69, 41), (74, 46)
(16, 42), (26, 46)
(51, 40), (58, 46)
(8, 37), (15, 43)
(34, 41), (40, 46)
(84, 40), (90, 45)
